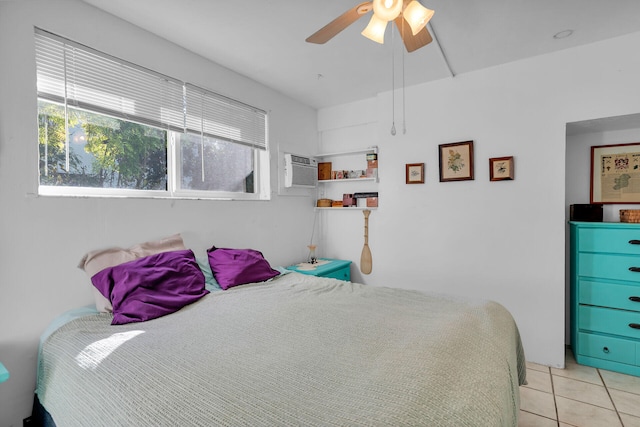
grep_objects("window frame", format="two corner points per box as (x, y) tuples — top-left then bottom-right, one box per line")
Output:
(35, 28), (271, 201)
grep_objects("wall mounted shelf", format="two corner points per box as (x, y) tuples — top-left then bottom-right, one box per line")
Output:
(316, 147), (378, 158)
(318, 177), (377, 184)
(315, 207), (378, 211)
(315, 146), (379, 210)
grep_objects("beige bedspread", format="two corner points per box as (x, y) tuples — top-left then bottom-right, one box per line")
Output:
(37, 273), (526, 426)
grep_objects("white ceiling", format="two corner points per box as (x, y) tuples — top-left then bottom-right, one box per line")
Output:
(80, 0), (640, 110)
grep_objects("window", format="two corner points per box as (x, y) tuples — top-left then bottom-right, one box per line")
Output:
(38, 101), (168, 191)
(177, 132), (254, 193)
(35, 28), (269, 200)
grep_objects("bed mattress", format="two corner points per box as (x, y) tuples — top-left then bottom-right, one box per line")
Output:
(37, 272), (526, 426)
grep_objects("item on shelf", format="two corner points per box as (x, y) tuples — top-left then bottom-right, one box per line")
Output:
(367, 153), (378, 170)
(343, 194), (357, 207)
(348, 170), (366, 179)
(353, 192), (378, 199)
(620, 209), (640, 223)
(331, 201), (343, 208)
(570, 204), (603, 222)
(366, 168), (378, 179)
(317, 199), (332, 208)
(366, 197), (378, 207)
(335, 171), (344, 179)
(318, 162), (332, 180)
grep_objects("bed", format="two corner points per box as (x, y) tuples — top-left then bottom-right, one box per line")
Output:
(33, 237), (526, 426)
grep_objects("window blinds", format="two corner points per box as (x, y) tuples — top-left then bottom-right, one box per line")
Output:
(35, 28), (267, 150)
(185, 84), (267, 150)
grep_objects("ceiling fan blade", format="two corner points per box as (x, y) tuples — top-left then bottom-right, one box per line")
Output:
(306, 2), (373, 44)
(394, 16), (433, 52)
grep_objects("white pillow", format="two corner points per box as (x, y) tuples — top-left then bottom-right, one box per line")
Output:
(78, 234), (186, 312)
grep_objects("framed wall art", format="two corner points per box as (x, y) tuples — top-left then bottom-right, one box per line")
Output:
(489, 156), (514, 181)
(405, 163), (425, 184)
(591, 142), (640, 204)
(439, 140), (474, 182)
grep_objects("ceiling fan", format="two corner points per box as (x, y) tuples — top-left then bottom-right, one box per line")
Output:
(306, 0), (435, 52)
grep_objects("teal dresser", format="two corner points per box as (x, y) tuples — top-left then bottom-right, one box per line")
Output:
(286, 259), (351, 281)
(570, 221), (640, 376)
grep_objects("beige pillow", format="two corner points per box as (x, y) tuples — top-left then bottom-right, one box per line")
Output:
(78, 234), (186, 312)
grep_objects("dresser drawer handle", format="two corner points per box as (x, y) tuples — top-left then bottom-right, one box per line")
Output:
(630, 296), (640, 303)
(630, 323), (640, 330)
(629, 267), (640, 273)
(603, 347), (610, 354)
(630, 240), (640, 245)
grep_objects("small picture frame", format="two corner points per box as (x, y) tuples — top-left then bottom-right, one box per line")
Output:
(406, 163), (425, 184)
(489, 156), (514, 181)
(439, 141), (474, 182)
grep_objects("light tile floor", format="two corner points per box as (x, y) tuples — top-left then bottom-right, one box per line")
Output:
(519, 349), (640, 426)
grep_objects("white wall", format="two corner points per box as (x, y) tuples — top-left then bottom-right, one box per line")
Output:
(317, 31), (640, 371)
(0, 1), (317, 425)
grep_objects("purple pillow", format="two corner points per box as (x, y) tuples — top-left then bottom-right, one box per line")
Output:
(207, 246), (279, 290)
(92, 249), (209, 325)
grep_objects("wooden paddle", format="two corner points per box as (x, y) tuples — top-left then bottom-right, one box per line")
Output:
(360, 209), (372, 274)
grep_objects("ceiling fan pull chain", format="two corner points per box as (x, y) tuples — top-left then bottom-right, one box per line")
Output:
(402, 19), (406, 134)
(390, 27), (396, 136)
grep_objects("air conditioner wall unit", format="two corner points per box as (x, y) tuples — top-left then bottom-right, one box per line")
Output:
(284, 153), (317, 188)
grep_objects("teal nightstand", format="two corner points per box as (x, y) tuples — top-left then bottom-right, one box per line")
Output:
(0, 362), (9, 383)
(286, 258), (352, 281)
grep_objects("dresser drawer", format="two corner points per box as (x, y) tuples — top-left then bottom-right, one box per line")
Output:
(578, 253), (640, 282)
(577, 332), (637, 365)
(579, 280), (640, 311)
(578, 227), (640, 255)
(579, 305), (640, 339)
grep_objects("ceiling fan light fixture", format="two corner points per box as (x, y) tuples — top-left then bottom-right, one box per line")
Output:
(372, 0), (403, 22)
(403, 1), (435, 35)
(362, 14), (388, 44)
